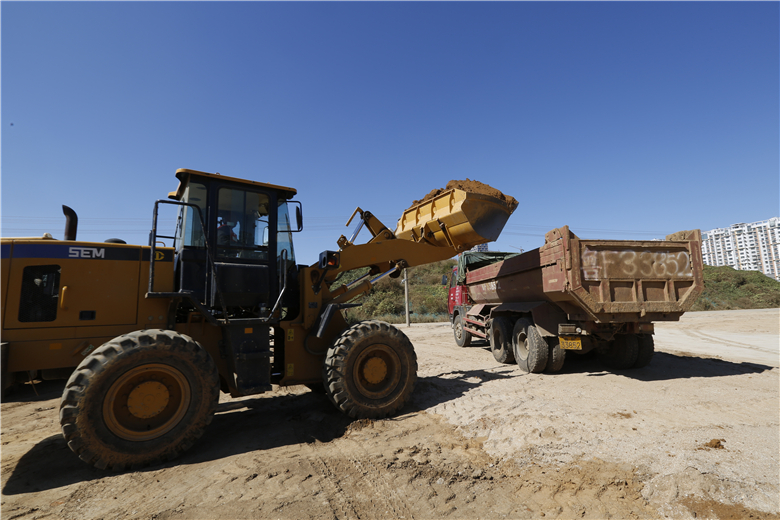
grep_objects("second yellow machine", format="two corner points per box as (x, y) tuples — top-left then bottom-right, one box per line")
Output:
(1, 169), (515, 470)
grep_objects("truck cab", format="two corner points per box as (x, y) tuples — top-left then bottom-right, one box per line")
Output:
(447, 251), (519, 322)
(447, 264), (467, 318)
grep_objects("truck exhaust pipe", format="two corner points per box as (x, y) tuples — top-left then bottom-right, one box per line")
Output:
(62, 205), (78, 241)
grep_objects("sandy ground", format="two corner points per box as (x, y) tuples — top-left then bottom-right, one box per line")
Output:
(2, 309), (778, 519)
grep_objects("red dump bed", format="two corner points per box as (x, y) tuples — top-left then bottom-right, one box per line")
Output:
(465, 227), (704, 323)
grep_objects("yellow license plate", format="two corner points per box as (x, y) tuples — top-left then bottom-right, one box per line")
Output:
(559, 336), (582, 350)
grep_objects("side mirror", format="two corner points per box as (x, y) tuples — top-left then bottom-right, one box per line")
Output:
(441, 274), (448, 286)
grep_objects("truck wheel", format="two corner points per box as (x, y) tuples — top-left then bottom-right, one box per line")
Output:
(599, 334), (639, 370)
(512, 319), (548, 373)
(633, 335), (655, 368)
(323, 321), (417, 419)
(490, 317), (515, 364)
(453, 314), (472, 347)
(545, 337), (566, 373)
(59, 330), (219, 471)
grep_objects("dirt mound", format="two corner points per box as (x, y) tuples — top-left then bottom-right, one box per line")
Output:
(412, 179), (518, 210)
(698, 438), (726, 450)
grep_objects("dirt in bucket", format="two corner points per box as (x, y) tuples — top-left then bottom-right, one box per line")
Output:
(412, 179), (518, 210)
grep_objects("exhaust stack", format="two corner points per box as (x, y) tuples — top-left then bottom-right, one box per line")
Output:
(62, 205), (78, 241)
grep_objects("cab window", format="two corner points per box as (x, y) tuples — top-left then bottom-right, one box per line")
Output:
(178, 181), (207, 248)
(19, 265), (61, 322)
(277, 201), (296, 265)
(217, 187), (271, 260)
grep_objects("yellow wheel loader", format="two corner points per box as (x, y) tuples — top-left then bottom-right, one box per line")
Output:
(1, 168), (515, 470)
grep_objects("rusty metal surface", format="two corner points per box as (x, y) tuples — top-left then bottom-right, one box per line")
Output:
(464, 226), (704, 324)
(568, 228), (704, 319)
(580, 247), (693, 282)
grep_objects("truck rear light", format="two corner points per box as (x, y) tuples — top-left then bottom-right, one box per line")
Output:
(559, 323), (578, 335)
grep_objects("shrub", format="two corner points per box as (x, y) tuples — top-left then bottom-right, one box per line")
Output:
(690, 265), (780, 311)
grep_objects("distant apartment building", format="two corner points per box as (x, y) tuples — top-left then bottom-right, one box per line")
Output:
(701, 218), (780, 280)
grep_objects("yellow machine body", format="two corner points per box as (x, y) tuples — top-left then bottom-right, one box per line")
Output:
(1, 239), (173, 376)
(1, 170), (514, 396)
(0, 168), (516, 470)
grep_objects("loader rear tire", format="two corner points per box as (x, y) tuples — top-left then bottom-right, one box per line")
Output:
(59, 330), (219, 471)
(512, 319), (548, 373)
(490, 316), (515, 364)
(545, 337), (566, 373)
(453, 314), (472, 347)
(323, 321), (417, 419)
(633, 334), (655, 368)
(599, 334), (639, 370)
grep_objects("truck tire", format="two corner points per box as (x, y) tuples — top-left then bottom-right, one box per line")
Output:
(323, 321), (417, 419)
(599, 334), (639, 370)
(490, 316), (515, 364)
(545, 337), (566, 373)
(633, 334), (655, 368)
(59, 330), (219, 471)
(512, 319), (548, 373)
(453, 314), (472, 347)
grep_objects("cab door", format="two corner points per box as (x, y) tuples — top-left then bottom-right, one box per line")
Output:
(209, 184), (276, 311)
(448, 267), (458, 316)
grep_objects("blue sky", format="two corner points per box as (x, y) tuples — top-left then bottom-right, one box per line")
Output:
(3, 1), (778, 264)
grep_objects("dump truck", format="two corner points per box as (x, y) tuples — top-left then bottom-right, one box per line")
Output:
(446, 226), (703, 372)
(1, 169), (515, 469)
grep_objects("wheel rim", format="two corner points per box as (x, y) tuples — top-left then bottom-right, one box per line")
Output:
(455, 320), (463, 341)
(515, 332), (529, 360)
(103, 363), (191, 441)
(352, 344), (401, 400)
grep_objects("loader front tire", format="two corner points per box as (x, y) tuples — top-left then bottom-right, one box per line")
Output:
(323, 321), (417, 419)
(59, 330), (219, 471)
(512, 318), (548, 373)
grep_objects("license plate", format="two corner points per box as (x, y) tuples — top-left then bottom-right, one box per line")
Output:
(559, 336), (582, 350)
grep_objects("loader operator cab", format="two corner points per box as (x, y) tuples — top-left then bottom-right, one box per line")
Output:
(164, 169), (301, 320)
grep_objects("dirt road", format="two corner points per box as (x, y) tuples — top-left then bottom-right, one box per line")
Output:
(2, 309), (778, 519)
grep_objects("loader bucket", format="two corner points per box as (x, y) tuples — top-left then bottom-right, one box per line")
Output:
(395, 189), (515, 251)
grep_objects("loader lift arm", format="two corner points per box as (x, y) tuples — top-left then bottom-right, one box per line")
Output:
(317, 185), (518, 305)
(300, 188), (518, 348)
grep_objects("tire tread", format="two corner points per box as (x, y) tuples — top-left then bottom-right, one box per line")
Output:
(323, 321), (417, 419)
(59, 329), (219, 471)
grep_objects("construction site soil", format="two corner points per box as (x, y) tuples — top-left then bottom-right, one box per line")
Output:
(2, 309), (778, 520)
(412, 179), (519, 210)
